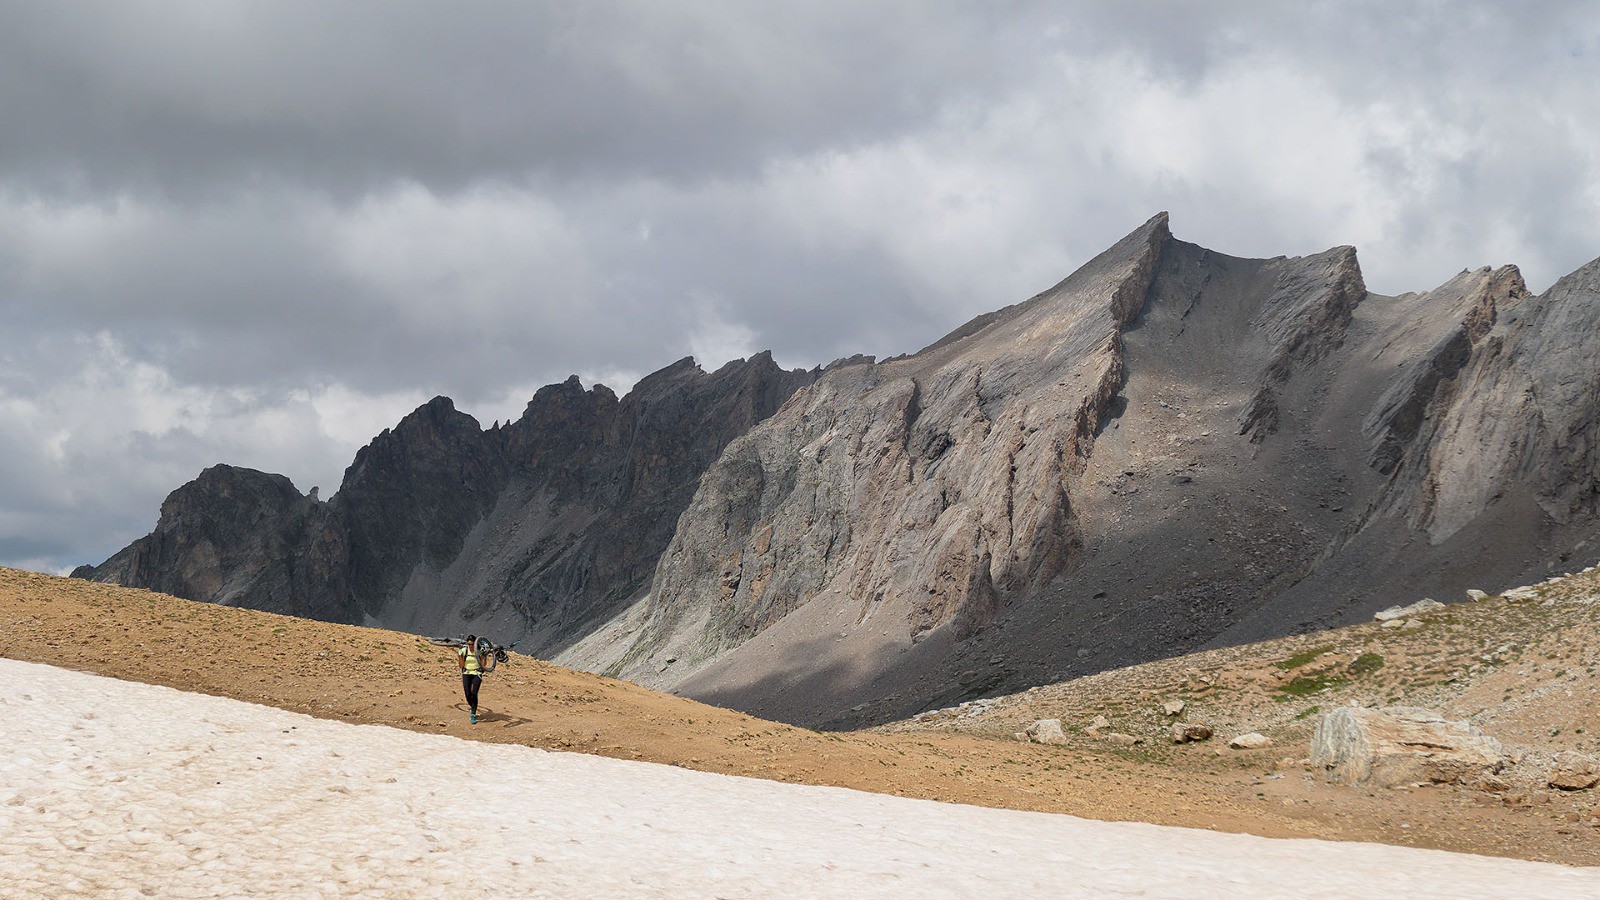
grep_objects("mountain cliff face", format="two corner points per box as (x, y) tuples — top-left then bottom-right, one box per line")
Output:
(580, 215), (1169, 684)
(1381, 259), (1600, 541)
(76, 465), (351, 622)
(77, 353), (815, 654)
(559, 214), (1600, 727)
(81, 213), (1600, 729)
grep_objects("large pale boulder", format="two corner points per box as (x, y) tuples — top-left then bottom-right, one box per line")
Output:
(1229, 733), (1273, 750)
(1311, 706), (1507, 787)
(1373, 598), (1445, 621)
(1548, 751), (1600, 791)
(1025, 718), (1067, 745)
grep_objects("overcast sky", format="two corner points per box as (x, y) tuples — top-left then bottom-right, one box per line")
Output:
(2, 1), (1597, 573)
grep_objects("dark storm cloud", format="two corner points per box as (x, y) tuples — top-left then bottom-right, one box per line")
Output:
(1, 2), (1597, 571)
(0, 1), (1043, 196)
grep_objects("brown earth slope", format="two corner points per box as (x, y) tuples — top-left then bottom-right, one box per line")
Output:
(3, 566), (1598, 867)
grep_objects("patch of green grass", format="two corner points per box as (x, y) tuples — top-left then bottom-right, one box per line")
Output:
(1293, 704), (1322, 721)
(1277, 674), (1348, 699)
(1275, 645), (1335, 670)
(1347, 652), (1385, 678)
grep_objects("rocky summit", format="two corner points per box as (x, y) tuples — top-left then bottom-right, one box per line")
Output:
(80, 213), (1600, 728)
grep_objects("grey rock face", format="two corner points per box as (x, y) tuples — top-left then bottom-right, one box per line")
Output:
(1311, 706), (1506, 787)
(1381, 259), (1600, 542)
(78, 465), (351, 621)
(605, 214), (1172, 685)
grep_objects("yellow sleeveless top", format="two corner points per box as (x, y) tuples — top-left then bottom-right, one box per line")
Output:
(460, 645), (482, 674)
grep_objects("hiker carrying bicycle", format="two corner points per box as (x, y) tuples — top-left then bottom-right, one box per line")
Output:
(458, 634), (488, 724)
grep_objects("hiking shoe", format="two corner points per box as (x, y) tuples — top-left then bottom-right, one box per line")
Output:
(470, 711), (477, 724)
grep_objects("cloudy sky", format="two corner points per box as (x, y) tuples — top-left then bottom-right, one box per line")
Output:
(2, 1), (1597, 573)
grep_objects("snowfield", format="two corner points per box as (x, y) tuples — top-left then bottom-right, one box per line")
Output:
(2, 658), (1598, 898)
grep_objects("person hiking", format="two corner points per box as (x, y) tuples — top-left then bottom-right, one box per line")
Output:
(458, 634), (487, 724)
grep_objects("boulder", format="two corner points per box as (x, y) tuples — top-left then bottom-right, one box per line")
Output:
(1161, 699), (1186, 717)
(1024, 718), (1067, 745)
(1087, 715), (1111, 733)
(1229, 733), (1273, 750)
(1310, 706), (1507, 787)
(1171, 723), (1213, 744)
(1471, 773), (1511, 793)
(1374, 598), (1445, 621)
(1548, 751), (1600, 791)
(1466, 589), (1489, 601)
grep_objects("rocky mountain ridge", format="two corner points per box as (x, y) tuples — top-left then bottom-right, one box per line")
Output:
(78, 352), (815, 655)
(81, 213), (1600, 728)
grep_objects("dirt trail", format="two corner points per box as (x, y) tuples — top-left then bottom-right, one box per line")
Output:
(3, 567), (1596, 866)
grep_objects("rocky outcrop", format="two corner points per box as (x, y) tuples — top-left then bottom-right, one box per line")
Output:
(1374, 598), (1445, 621)
(1025, 719), (1067, 745)
(1237, 246), (1366, 442)
(1362, 266), (1528, 476)
(1549, 751), (1600, 791)
(74, 465), (351, 621)
(1311, 707), (1508, 787)
(337, 395), (509, 622)
(1387, 258), (1600, 541)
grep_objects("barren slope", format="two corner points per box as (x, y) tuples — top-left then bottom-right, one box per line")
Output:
(887, 567), (1600, 864)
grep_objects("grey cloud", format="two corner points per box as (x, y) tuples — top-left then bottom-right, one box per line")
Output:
(0, 1), (1046, 197)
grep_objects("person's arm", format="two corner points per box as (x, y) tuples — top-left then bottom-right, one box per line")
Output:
(457, 648), (465, 673)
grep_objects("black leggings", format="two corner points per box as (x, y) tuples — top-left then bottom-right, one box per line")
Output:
(462, 674), (482, 711)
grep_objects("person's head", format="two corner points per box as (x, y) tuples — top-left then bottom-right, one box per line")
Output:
(466, 634), (477, 649)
